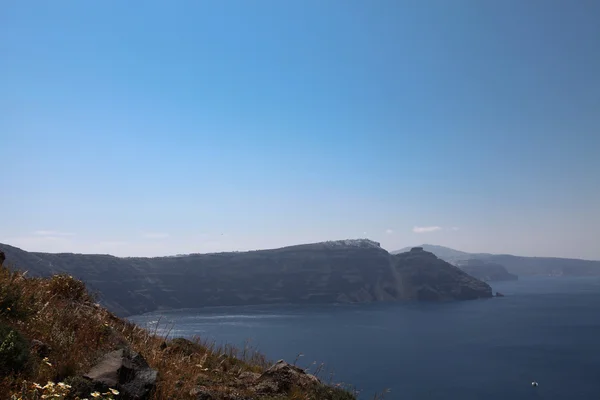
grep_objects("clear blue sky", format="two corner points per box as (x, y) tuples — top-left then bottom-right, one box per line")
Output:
(2, 1), (599, 259)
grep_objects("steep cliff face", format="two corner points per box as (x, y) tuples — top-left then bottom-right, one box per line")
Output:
(393, 248), (493, 301)
(1, 241), (492, 316)
(458, 259), (518, 281)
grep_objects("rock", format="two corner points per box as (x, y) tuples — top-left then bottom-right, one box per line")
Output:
(255, 360), (320, 394)
(0, 251), (5, 267)
(30, 339), (51, 358)
(495, 292), (505, 297)
(238, 371), (261, 384)
(84, 348), (157, 399)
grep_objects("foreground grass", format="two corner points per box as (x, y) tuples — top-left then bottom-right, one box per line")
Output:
(0, 262), (358, 399)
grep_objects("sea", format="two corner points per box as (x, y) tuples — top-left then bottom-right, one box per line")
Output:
(129, 277), (600, 400)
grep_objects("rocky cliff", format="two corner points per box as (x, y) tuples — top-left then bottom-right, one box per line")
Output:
(393, 247), (493, 300)
(1, 241), (492, 316)
(458, 259), (518, 282)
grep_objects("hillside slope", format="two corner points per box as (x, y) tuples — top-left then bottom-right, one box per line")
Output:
(1, 241), (492, 317)
(0, 262), (356, 399)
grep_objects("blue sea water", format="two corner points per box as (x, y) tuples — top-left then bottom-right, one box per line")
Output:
(129, 278), (600, 399)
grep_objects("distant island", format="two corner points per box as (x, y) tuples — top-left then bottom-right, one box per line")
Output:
(393, 244), (600, 277)
(1, 240), (492, 317)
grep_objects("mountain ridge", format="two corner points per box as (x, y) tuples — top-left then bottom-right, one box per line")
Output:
(392, 244), (600, 276)
(1, 240), (492, 317)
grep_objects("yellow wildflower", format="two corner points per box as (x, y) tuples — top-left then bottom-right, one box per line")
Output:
(91, 392), (101, 398)
(109, 388), (119, 395)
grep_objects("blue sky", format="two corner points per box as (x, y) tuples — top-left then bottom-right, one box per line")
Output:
(1, 1), (599, 259)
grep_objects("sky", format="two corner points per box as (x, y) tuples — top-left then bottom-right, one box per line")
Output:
(1, 1), (599, 260)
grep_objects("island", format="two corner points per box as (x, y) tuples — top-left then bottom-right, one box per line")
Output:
(1, 240), (493, 317)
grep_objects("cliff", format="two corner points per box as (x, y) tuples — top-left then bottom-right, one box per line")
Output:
(393, 247), (493, 300)
(1, 241), (492, 317)
(457, 259), (518, 282)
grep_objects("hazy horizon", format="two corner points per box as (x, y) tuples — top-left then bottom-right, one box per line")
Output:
(3, 2), (599, 260)
(2, 238), (599, 262)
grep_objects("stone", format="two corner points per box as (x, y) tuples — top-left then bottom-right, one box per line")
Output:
(255, 360), (320, 394)
(237, 371), (261, 384)
(84, 348), (157, 399)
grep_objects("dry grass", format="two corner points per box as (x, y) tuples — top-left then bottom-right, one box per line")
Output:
(0, 263), (357, 399)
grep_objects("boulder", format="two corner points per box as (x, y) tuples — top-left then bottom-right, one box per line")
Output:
(255, 360), (320, 394)
(84, 348), (157, 399)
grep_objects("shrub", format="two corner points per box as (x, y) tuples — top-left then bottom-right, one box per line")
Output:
(47, 274), (90, 302)
(0, 322), (29, 374)
(0, 266), (31, 320)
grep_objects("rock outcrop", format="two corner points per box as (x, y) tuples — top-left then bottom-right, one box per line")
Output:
(254, 360), (321, 395)
(83, 348), (157, 399)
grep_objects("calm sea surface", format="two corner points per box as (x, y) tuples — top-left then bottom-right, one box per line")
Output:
(129, 277), (600, 399)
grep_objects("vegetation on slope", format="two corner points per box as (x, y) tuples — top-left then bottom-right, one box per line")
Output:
(0, 260), (357, 400)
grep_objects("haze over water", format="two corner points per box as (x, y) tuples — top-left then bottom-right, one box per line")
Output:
(131, 278), (600, 400)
